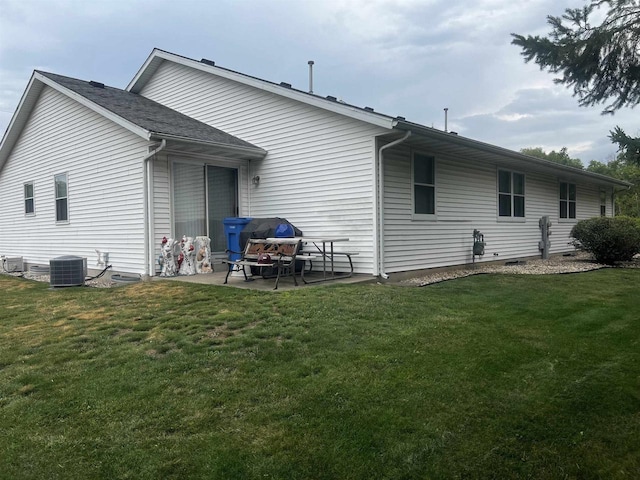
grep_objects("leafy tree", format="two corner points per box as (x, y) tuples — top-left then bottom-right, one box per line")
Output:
(587, 156), (640, 216)
(585, 159), (613, 175)
(520, 146), (584, 168)
(512, 1), (640, 163)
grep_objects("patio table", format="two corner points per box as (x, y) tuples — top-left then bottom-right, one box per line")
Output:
(266, 237), (353, 283)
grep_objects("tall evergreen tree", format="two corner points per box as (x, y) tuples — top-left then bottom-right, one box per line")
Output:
(512, 1), (640, 162)
(609, 126), (640, 163)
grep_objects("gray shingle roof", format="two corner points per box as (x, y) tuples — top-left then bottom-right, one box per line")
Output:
(37, 71), (262, 152)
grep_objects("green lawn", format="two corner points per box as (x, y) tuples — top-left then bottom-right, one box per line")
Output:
(1, 270), (639, 479)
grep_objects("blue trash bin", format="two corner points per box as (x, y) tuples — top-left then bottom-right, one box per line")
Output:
(223, 217), (253, 261)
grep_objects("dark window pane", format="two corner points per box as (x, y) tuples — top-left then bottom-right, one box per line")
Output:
(568, 183), (576, 201)
(560, 182), (568, 200)
(600, 205), (606, 216)
(56, 198), (68, 222)
(415, 185), (435, 214)
(514, 196), (525, 217)
(560, 201), (567, 218)
(55, 175), (67, 198)
(414, 154), (434, 185)
(498, 171), (511, 193)
(25, 198), (34, 214)
(569, 201), (576, 219)
(513, 173), (525, 195)
(499, 194), (511, 216)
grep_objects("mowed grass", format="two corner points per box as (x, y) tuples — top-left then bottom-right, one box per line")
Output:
(0, 270), (639, 479)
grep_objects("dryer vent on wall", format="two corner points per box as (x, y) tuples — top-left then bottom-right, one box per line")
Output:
(49, 256), (87, 287)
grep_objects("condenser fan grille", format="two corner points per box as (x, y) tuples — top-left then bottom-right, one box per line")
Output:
(49, 256), (86, 287)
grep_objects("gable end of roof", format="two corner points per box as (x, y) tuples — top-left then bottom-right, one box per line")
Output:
(0, 70), (266, 173)
(127, 48), (397, 130)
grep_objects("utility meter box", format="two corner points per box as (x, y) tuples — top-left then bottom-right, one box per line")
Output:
(473, 242), (485, 256)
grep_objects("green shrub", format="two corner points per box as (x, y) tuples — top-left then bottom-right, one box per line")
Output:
(570, 216), (640, 264)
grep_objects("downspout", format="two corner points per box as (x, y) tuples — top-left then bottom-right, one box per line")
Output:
(143, 139), (166, 278)
(376, 130), (412, 279)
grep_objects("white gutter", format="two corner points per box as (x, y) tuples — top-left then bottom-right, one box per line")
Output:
(143, 139), (166, 278)
(151, 132), (267, 158)
(376, 131), (412, 279)
(393, 120), (631, 188)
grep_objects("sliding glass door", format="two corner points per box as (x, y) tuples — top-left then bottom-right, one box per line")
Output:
(172, 162), (238, 253)
(207, 165), (238, 252)
(173, 163), (206, 238)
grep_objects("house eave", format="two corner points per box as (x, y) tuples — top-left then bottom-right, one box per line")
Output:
(128, 49), (397, 130)
(1, 72), (150, 174)
(0, 73), (43, 173)
(150, 133), (267, 160)
(392, 121), (632, 189)
(35, 72), (152, 141)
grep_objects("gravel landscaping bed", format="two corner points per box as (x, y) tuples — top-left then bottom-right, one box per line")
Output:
(401, 252), (640, 287)
(0, 270), (116, 288)
(2, 252), (639, 288)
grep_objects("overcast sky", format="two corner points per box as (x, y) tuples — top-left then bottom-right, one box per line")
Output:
(0, 0), (636, 164)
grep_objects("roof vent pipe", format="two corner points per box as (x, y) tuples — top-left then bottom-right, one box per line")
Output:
(444, 107), (449, 133)
(308, 60), (314, 94)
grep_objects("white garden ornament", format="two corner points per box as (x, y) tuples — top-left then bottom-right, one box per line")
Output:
(195, 236), (213, 274)
(159, 237), (179, 277)
(179, 236), (197, 276)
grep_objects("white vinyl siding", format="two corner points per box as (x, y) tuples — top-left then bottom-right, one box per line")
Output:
(0, 85), (150, 274)
(151, 154), (171, 276)
(382, 145), (608, 273)
(139, 60), (387, 274)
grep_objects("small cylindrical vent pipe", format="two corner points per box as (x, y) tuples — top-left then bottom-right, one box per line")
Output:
(308, 60), (314, 93)
(444, 107), (449, 132)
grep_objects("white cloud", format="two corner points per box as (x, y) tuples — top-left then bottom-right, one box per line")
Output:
(495, 113), (533, 122)
(0, 0), (635, 163)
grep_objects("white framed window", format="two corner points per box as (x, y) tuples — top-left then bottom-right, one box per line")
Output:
(559, 182), (576, 220)
(412, 152), (436, 218)
(24, 182), (35, 215)
(600, 190), (607, 217)
(498, 169), (525, 219)
(54, 173), (69, 223)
